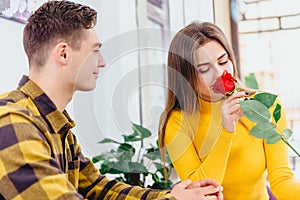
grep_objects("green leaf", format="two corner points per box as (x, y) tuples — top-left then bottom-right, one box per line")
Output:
(92, 155), (102, 163)
(115, 176), (126, 182)
(149, 179), (173, 189)
(283, 128), (293, 140)
(123, 134), (143, 142)
(129, 162), (148, 173)
(98, 138), (120, 144)
(132, 123), (152, 138)
(118, 143), (135, 160)
(153, 162), (164, 171)
(153, 162), (167, 177)
(244, 73), (259, 89)
(273, 103), (281, 123)
(118, 143), (135, 153)
(144, 148), (161, 160)
(152, 173), (160, 182)
(254, 92), (277, 108)
(100, 161), (124, 174)
(240, 100), (271, 123)
(113, 160), (131, 173)
(249, 122), (276, 138)
(266, 133), (282, 144)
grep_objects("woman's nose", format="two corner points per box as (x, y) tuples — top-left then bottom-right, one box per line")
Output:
(214, 65), (223, 78)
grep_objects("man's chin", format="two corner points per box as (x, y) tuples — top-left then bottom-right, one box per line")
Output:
(75, 85), (96, 92)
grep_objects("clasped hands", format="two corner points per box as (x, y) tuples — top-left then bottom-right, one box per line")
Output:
(170, 178), (223, 200)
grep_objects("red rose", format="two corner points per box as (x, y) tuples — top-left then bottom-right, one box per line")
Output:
(212, 70), (238, 95)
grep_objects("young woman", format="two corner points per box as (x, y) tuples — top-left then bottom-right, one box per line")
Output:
(158, 21), (300, 199)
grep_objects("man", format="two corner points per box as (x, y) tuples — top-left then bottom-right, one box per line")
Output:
(0, 1), (223, 199)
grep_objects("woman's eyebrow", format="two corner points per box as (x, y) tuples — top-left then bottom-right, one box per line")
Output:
(196, 53), (228, 67)
(218, 53), (227, 60)
(197, 62), (210, 67)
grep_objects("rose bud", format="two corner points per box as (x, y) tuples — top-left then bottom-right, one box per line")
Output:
(212, 70), (238, 96)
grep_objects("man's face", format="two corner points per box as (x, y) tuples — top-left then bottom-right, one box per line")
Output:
(70, 28), (105, 92)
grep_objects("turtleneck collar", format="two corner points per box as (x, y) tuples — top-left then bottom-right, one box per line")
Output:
(199, 97), (224, 113)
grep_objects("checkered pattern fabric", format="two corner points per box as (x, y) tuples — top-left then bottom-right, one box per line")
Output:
(0, 75), (174, 200)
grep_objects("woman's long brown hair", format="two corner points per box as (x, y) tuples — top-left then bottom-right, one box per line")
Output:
(158, 21), (252, 181)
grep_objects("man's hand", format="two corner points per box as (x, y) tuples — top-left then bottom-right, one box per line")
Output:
(170, 179), (223, 200)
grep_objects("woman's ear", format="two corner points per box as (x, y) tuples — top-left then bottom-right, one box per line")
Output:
(55, 42), (68, 65)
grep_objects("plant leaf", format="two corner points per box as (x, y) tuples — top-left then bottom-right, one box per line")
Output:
(118, 143), (135, 153)
(244, 73), (259, 89)
(283, 128), (293, 140)
(123, 134), (143, 142)
(100, 161), (124, 174)
(118, 143), (135, 160)
(113, 160), (131, 173)
(153, 162), (166, 177)
(132, 123), (152, 138)
(92, 152), (114, 162)
(129, 162), (148, 173)
(153, 162), (164, 171)
(254, 92), (277, 108)
(98, 138), (120, 144)
(273, 103), (281, 123)
(266, 133), (282, 144)
(152, 173), (160, 182)
(249, 122), (276, 138)
(115, 176), (126, 182)
(149, 179), (173, 190)
(144, 147), (161, 160)
(240, 100), (271, 123)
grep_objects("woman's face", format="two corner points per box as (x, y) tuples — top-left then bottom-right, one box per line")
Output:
(194, 40), (234, 102)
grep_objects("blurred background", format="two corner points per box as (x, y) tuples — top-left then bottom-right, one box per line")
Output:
(1, 0), (300, 179)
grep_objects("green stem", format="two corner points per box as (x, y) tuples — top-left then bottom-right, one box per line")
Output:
(281, 138), (300, 158)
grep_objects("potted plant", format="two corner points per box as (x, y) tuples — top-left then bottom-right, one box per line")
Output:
(92, 123), (174, 189)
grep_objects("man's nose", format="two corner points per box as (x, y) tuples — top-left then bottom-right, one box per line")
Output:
(98, 53), (106, 68)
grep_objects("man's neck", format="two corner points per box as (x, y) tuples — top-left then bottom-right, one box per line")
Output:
(29, 72), (73, 112)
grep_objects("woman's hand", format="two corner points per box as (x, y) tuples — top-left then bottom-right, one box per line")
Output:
(222, 92), (249, 132)
(170, 179), (223, 200)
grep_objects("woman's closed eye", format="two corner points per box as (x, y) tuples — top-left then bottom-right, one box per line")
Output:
(197, 66), (210, 74)
(218, 54), (229, 66)
(219, 59), (228, 66)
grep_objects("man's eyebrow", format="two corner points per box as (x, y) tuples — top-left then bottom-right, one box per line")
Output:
(93, 42), (102, 48)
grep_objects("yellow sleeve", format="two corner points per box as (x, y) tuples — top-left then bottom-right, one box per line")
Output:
(164, 111), (236, 183)
(265, 99), (300, 198)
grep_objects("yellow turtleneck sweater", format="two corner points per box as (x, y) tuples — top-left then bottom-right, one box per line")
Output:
(164, 98), (300, 199)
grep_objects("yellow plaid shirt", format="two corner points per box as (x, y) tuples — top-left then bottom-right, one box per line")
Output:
(0, 75), (174, 200)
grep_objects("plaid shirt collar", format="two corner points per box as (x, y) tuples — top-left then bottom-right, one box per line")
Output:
(18, 75), (75, 134)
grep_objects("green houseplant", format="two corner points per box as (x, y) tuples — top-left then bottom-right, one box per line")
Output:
(92, 123), (174, 189)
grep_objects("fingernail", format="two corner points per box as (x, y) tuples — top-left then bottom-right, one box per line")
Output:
(220, 186), (223, 191)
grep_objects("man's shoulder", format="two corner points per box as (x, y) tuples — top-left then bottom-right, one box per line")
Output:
(0, 89), (31, 118)
(0, 89), (27, 102)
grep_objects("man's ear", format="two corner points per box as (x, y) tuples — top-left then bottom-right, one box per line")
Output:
(55, 42), (68, 64)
